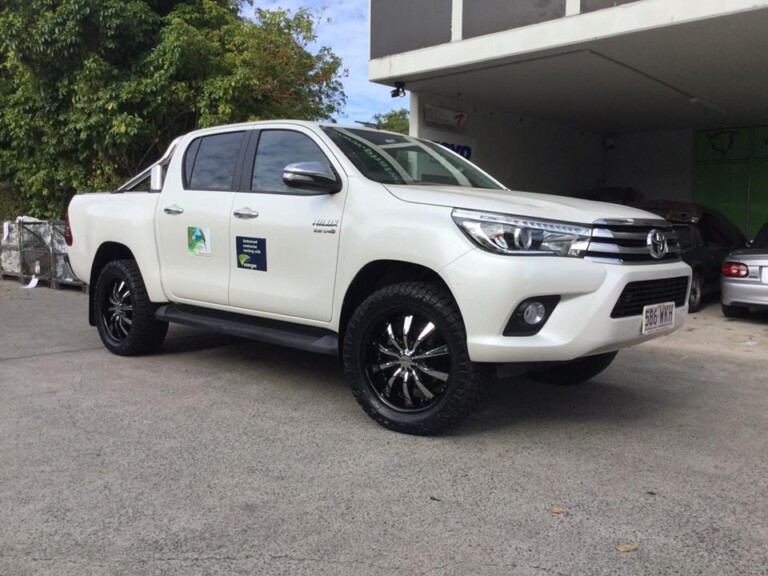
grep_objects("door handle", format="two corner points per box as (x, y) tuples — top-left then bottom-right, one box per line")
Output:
(163, 205), (184, 215)
(234, 207), (259, 219)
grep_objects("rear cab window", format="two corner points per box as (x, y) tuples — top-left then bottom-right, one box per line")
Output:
(184, 131), (246, 191)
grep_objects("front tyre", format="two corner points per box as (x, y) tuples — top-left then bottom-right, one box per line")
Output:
(688, 270), (704, 312)
(94, 260), (168, 356)
(343, 282), (485, 435)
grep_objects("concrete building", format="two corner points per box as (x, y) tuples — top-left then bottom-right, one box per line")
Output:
(369, 0), (768, 236)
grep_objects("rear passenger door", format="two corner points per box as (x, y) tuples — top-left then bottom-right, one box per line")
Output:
(156, 129), (247, 305)
(228, 127), (346, 322)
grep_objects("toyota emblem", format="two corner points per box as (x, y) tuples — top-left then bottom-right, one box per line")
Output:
(647, 229), (668, 259)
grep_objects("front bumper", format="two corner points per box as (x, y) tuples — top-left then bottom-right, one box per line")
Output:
(441, 250), (691, 363)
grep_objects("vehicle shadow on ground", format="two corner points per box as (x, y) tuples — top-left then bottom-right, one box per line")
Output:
(696, 298), (768, 324)
(151, 329), (685, 435)
(461, 373), (672, 435)
(158, 331), (247, 355)
(165, 332), (344, 380)
(721, 311), (768, 324)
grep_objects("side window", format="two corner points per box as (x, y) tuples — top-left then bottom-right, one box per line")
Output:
(184, 138), (201, 187)
(186, 131), (245, 191)
(252, 130), (332, 194)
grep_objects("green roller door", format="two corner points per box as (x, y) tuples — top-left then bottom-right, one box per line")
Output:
(752, 127), (768, 237)
(694, 126), (768, 239)
(693, 163), (749, 232)
(750, 162), (768, 237)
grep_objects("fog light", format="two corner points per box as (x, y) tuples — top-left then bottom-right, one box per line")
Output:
(504, 295), (561, 336)
(522, 302), (546, 325)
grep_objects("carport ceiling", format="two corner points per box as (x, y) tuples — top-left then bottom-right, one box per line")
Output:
(403, 8), (768, 133)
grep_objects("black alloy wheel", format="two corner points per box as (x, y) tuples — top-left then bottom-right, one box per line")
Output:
(343, 282), (485, 435)
(94, 260), (168, 356)
(103, 277), (134, 342)
(363, 311), (451, 413)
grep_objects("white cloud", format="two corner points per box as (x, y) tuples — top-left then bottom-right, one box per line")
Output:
(245, 1), (408, 123)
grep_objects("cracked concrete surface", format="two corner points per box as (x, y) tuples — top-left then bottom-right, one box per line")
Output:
(1, 280), (767, 575)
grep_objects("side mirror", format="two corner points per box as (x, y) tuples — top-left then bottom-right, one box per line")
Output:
(283, 162), (341, 194)
(150, 164), (164, 192)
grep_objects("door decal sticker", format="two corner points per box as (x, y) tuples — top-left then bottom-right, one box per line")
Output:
(236, 236), (267, 271)
(187, 226), (211, 256)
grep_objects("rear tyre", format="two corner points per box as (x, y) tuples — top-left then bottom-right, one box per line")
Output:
(343, 282), (485, 435)
(688, 271), (704, 312)
(529, 351), (618, 386)
(94, 260), (168, 356)
(721, 303), (749, 319)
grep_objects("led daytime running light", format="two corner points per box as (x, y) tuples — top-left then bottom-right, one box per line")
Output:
(452, 208), (592, 257)
(454, 209), (592, 237)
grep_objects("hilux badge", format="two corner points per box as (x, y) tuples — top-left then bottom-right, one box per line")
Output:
(647, 229), (668, 259)
(312, 219), (340, 235)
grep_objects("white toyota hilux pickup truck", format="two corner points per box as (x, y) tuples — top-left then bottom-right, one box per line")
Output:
(67, 121), (691, 434)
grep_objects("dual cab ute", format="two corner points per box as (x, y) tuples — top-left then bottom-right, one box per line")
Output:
(67, 121), (691, 434)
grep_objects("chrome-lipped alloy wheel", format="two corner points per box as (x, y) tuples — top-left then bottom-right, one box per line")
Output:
(103, 279), (133, 341)
(364, 312), (452, 413)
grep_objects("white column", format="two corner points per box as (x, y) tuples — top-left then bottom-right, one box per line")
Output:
(451, 0), (463, 41)
(409, 92), (421, 137)
(566, 0), (581, 16)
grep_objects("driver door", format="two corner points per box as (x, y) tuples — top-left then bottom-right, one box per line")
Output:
(228, 128), (346, 322)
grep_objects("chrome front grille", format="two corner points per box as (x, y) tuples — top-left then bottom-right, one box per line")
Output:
(584, 219), (681, 264)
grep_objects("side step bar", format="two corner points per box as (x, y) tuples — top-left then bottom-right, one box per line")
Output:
(155, 304), (339, 355)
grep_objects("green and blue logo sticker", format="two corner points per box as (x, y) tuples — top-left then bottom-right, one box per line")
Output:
(236, 236), (267, 271)
(187, 226), (211, 256)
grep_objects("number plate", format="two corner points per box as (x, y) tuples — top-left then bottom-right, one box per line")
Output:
(761, 268), (768, 284)
(642, 302), (675, 335)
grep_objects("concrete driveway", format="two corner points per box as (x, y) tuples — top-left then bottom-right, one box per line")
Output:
(1, 279), (766, 576)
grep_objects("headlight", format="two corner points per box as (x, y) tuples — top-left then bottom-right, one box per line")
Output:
(452, 209), (592, 257)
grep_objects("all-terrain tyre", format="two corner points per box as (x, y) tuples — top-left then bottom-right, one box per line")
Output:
(343, 282), (485, 435)
(721, 303), (749, 319)
(529, 351), (618, 386)
(94, 259), (168, 356)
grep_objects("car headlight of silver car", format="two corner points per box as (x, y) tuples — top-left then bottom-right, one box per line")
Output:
(452, 209), (592, 257)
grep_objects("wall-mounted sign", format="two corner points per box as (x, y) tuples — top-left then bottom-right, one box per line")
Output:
(436, 141), (473, 160)
(424, 105), (467, 132)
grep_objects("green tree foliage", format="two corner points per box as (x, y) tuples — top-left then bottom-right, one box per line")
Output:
(0, 0), (346, 218)
(373, 108), (409, 134)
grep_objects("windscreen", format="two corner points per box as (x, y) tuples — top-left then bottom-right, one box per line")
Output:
(322, 127), (502, 190)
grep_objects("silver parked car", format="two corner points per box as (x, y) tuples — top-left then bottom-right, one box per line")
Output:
(721, 221), (768, 318)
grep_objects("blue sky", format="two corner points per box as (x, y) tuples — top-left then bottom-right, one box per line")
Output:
(243, 1), (407, 123)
